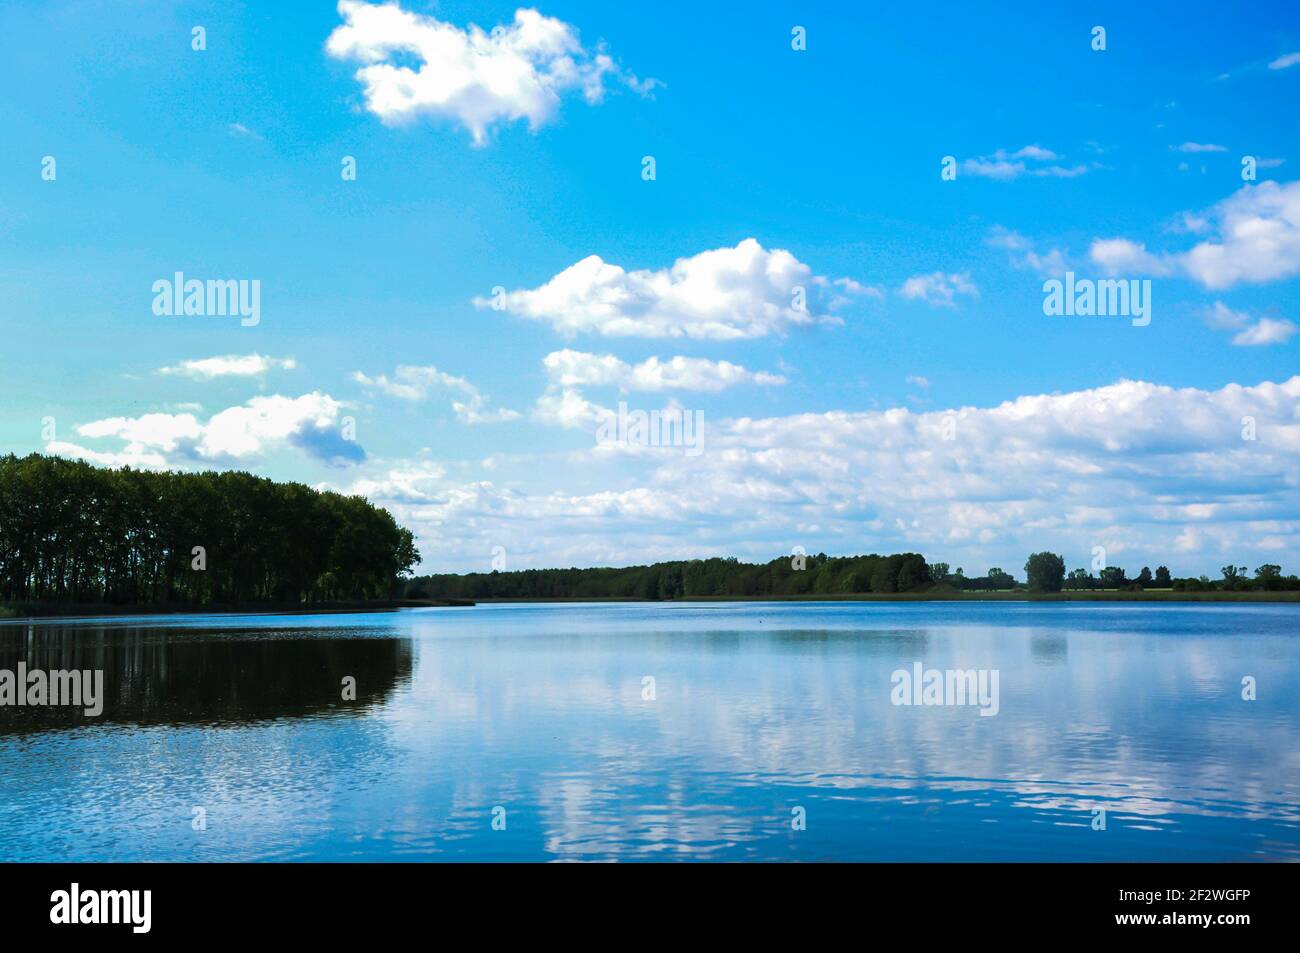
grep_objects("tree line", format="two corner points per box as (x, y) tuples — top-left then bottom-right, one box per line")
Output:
(410, 552), (934, 600)
(411, 550), (1300, 600)
(0, 454), (418, 608)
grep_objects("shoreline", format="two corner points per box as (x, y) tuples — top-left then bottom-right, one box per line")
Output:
(6, 591), (1298, 620)
(0, 598), (475, 621)
(461, 590), (1300, 604)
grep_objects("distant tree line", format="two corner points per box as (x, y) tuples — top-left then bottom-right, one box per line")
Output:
(0, 454), (419, 607)
(1060, 561), (1300, 593)
(411, 550), (1300, 600)
(410, 552), (936, 600)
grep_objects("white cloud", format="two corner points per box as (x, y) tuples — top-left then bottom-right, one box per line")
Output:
(542, 349), (784, 391)
(533, 385), (610, 430)
(906, 375), (931, 389)
(346, 376), (1300, 575)
(1202, 302), (1296, 347)
(480, 238), (867, 340)
(986, 227), (1068, 275)
(325, 2), (654, 146)
(50, 393), (362, 468)
(1010, 145), (1058, 161)
(961, 146), (1088, 180)
(532, 350), (776, 434)
(1233, 317), (1298, 346)
(44, 442), (172, 470)
(1204, 301), (1250, 330)
(1092, 181), (1300, 289)
(1088, 238), (1176, 276)
(1181, 180), (1300, 288)
(1171, 142), (1227, 153)
(1268, 52), (1300, 70)
(353, 365), (520, 423)
(898, 271), (978, 307)
(157, 354), (297, 380)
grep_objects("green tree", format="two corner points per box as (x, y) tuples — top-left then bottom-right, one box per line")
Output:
(987, 567), (1015, 590)
(1254, 564), (1283, 591)
(1099, 566), (1127, 589)
(1024, 552), (1065, 592)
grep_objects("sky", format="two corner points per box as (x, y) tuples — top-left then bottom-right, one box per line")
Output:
(2, 0), (1299, 577)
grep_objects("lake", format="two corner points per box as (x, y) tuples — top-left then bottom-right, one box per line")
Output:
(1, 601), (1296, 862)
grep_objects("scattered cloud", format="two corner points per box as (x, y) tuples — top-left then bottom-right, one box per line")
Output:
(898, 271), (978, 307)
(1203, 301), (1251, 330)
(961, 146), (1089, 180)
(1233, 317), (1298, 346)
(353, 365), (520, 423)
(1171, 142), (1227, 153)
(542, 349), (784, 391)
(1090, 180), (1300, 289)
(1203, 302), (1296, 346)
(532, 383), (610, 430)
(986, 227), (1068, 275)
(157, 354), (297, 380)
(325, 1), (656, 146)
(1089, 238), (1177, 276)
(532, 350), (777, 433)
(1268, 52), (1300, 70)
(479, 238), (869, 340)
(348, 376), (1300, 574)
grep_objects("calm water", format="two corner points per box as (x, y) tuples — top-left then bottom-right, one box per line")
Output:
(1, 602), (1296, 862)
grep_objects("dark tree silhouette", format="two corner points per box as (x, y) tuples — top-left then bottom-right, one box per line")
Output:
(0, 454), (418, 607)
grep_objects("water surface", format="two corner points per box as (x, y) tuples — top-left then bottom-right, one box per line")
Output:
(1, 602), (1296, 861)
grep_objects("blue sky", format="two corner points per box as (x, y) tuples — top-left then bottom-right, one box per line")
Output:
(2, 0), (1299, 575)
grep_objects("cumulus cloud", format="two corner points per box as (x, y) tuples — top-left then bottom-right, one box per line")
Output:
(157, 354), (297, 379)
(542, 349), (784, 391)
(898, 271), (978, 307)
(961, 145), (1088, 180)
(1091, 180), (1300, 289)
(1233, 317), (1298, 346)
(532, 384), (611, 430)
(353, 365), (520, 423)
(479, 238), (869, 340)
(49, 393), (362, 468)
(1088, 238), (1177, 276)
(1181, 180), (1300, 287)
(343, 376), (1300, 575)
(325, 2), (654, 146)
